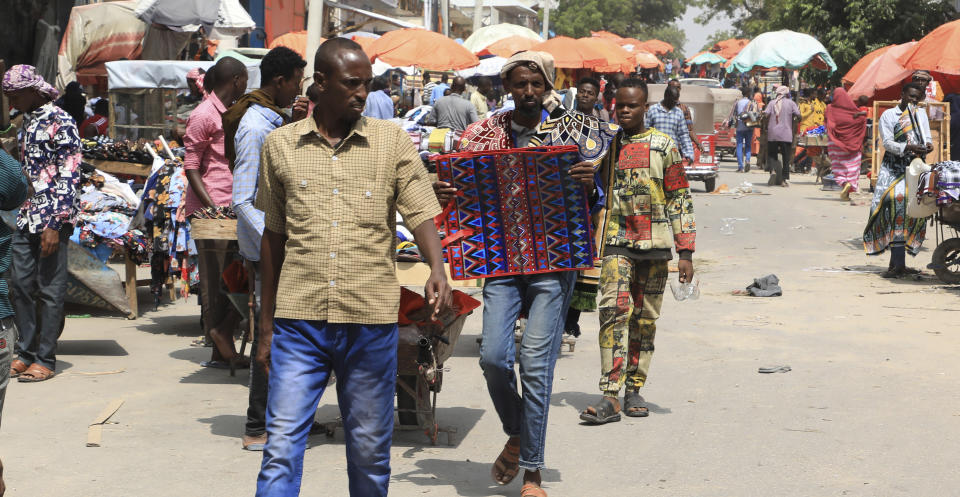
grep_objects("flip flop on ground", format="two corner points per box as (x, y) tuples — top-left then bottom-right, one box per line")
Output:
(579, 396), (621, 425)
(17, 363), (55, 382)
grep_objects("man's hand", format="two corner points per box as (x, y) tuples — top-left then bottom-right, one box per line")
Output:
(432, 180), (458, 206)
(424, 268), (452, 320)
(678, 259), (694, 283)
(683, 157), (694, 167)
(291, 96), (309, 122)
(925, 142), (935, 154)
(569, 161), (596, 188)
(255, 319), (273, 376)
(40, 228), (59, 258)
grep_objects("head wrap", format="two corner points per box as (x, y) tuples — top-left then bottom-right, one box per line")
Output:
(186, 68), (208, 98)
(825, 88), (867, 154)
(773, 85), (791, 119)
(2, 64), (59, 101)
(912, 70), (932, 82)
(500, 51), (555, 90)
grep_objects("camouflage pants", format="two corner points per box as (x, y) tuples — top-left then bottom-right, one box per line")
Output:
(597, 256), (668, 395)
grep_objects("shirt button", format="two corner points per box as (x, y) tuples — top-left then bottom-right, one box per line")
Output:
(331, 156), (338, 161)
(330, 252), (336, 258)
(300, 180), (307, 187)
(332, 221), (338, 227)
(365, 191), (372, 197)
(329, 280), (336, 287)
(333, 188), (339, 195)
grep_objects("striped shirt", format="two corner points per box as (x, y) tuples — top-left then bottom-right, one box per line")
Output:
(0, 150), (30, 319)
(232, 104), (283, 261)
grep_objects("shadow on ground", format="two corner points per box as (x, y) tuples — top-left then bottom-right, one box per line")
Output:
(551, 390), (672, 415)
(392, 459), (561, 497)
(136, 313), (203, 337)
(58, 339), (128, 356)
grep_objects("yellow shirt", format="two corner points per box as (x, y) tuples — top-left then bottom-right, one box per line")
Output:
(470, 91), (489, 116)
(255, 116), (441, 324)
(799, 99), (825, 130)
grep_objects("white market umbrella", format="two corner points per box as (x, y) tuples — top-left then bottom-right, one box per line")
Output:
(462, 23), (542, 54)
(456, 57), (507, 78)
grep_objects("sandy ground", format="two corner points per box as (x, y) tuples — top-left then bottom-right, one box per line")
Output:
(3, 158), (960, 497)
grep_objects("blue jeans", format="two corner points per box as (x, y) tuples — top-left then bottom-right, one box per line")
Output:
(479, 271), (575, 471)
(735, 128), (753, 171)
(256, 319), (398, 497)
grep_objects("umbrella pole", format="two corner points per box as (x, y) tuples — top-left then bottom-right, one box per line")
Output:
(305, 0), (327, 90)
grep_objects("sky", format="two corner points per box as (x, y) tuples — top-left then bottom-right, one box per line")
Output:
(679, 5), (733, 56)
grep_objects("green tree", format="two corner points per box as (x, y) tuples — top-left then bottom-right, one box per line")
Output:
(635, 24), (688, 58)
(551, 0), (692, 43)
(702, 29), (739, 51)
(694, 0), (956, 83)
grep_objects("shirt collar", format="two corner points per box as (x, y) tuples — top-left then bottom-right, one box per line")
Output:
(208, 93), (228, 114)
(296, 114), (369, 141)
(250, 103), (284, 125)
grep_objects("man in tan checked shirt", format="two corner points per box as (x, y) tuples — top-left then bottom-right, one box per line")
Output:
(253, 38), (452, 497)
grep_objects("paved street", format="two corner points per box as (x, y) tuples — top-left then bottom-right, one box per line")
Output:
(3, 159), (959, 496)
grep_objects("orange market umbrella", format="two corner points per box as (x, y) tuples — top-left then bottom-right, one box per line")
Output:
(633, 50), (664, 70)
(847, 42), (916, 101)
(711, 39), (749, 60)
(590, 30), (624, 42)
(366, 28), (479, 70)
(897, 19), (960, 75)
(842, 44), (896, 85)
(637, 39), (674, 56)
(350, 36), (377, 58)
(530, 36), (607, 69)
(477, 35), (539, 58)
(268, 31), (323, 59)
(578, 37), (635, 73)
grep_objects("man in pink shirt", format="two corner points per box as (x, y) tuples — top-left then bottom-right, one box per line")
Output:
(183, 57), (248, 364)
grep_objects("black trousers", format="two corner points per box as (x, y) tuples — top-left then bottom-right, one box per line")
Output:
(245, 262), (267, 436)
(11, 229), (69, 370)
(767, 140), (793, 184)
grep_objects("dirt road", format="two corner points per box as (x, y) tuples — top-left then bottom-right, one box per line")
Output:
(3, 162), (959, 496)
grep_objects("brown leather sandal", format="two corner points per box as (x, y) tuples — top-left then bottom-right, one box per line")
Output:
(9, 359), (28, 378)
(18, 364), (55, 382)
(521, 483), (548, 497)
(491, 442), (520, 485)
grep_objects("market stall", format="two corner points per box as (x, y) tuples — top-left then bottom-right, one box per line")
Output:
(104, 60), (261, 142)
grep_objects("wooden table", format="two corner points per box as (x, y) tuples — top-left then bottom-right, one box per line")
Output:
(87, 159), (156, 318)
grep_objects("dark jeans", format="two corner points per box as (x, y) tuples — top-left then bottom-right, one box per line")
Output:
(245, 262), (267, 437)
(11, 230), (69, 370)
(767, 140), (793, 184)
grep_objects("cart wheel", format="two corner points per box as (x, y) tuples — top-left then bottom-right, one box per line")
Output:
(396, 374), (419, 426)
(932, 238), (960, 284)
(704, 178), (717, 193)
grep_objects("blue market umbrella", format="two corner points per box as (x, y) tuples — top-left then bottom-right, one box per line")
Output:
(730, 30), (837, 74)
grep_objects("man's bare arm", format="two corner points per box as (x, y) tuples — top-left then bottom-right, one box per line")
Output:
(256, 228), (286, 374)
(411, 219), (452, 319)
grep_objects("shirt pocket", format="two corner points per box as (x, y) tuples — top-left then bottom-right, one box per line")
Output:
(286, 172), (321, 221)
(355, 182), (391, 229)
